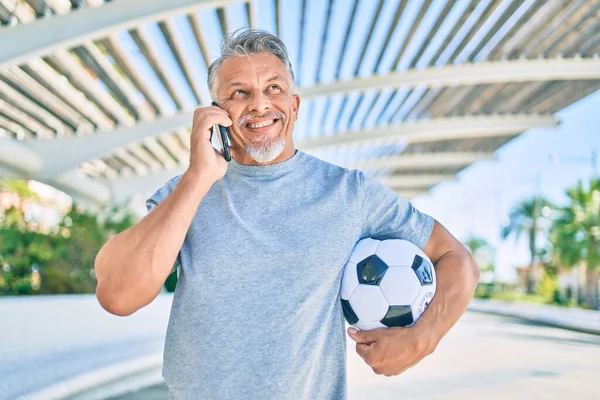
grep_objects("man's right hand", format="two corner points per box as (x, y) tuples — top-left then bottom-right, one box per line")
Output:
(188, 106), (233, 183)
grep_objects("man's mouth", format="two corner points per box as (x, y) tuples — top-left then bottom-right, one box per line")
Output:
(245, 119), (279, 130)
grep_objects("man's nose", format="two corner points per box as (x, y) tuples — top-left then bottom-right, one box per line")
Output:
(249, 90), (271, 114)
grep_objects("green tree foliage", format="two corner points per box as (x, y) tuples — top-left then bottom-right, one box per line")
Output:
(550, 179), (600, 309)
(502, 196), (554, 294)
(0, 180), (136, 295)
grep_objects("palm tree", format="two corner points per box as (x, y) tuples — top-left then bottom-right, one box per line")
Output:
(550, 179), (600, 309)
(502, 196), (554, 294)
(463, 235), (495, 297)
(463, 235), (495, 280)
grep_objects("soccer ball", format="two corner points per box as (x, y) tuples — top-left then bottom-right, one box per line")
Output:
(340, 238), (436, 330)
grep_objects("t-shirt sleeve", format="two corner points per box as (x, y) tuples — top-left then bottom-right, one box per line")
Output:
(146, 175), (183, 274)
(358, 171), (434, 250)
(146, 175), (184, 213)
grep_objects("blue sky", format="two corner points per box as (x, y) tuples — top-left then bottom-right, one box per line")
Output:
(413, 90), (600, 282)
(108, 0), (598, 281)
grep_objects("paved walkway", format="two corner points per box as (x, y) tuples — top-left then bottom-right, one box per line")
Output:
(3, 295), (599, 399)
(115, 312), (600, 399)
(0, 295), (170, 400)
(469, 298), (600, 334)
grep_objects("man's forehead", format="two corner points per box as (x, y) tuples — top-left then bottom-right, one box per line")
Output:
(219, 53), (291, 86)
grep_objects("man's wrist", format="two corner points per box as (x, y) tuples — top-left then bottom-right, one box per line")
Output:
(184, 167), (218, 186)
(182, 168), (218, 200)
(411, 318), (441, 355)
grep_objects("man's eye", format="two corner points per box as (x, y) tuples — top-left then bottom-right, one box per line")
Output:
(234, 89), (247, 96)
(268, 85), (281, 91)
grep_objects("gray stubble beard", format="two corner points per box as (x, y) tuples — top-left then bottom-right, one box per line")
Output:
(244, 137), (286, 164)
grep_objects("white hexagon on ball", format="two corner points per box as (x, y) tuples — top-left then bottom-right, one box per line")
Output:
(349, 285), (388, 322)
(340, 261), (358, 300)
(376, 239), (427, 267)
(379, 266), (421, 305)
(356, 320), (386, 331)
(348, 238), (380, 264)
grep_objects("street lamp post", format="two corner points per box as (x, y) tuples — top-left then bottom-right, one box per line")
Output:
(550, 147), (598, 180)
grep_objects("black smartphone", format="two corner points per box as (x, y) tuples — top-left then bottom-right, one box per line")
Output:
(211, 101), (232, 162)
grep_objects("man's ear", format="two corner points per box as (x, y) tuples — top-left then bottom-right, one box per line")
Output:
(292, 94), (300, 121)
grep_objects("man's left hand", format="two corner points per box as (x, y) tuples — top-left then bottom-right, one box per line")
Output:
(347, 326), (434, 376)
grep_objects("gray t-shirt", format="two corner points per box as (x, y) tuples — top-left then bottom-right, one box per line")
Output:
(146, 149), (433, 400)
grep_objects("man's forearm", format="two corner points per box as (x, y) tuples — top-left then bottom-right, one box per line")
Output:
(95, 169), (214, 315)
(413, 248), (480, 352)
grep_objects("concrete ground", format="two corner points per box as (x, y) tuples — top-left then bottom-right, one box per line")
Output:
(3, 295), (597, 399)
(0, 295), (171, 400)
(112, 312), (600, 399)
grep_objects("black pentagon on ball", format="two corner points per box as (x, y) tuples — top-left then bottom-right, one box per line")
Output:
(356, 254), (389, 285)
(411, 255), (434, 285)
(381, 305), (414, 327)
(341, 299), (359, 325)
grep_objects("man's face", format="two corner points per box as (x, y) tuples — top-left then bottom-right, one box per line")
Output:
(216, 52), (300, 164)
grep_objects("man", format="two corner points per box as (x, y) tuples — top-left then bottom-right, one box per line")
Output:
(95, 28), (479, 399)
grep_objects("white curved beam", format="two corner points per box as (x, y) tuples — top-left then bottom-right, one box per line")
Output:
(108, 166), (187, 205)
(298, 114), (558, 150)
(298, 58), (600, 99)
(0, 113), (551, 206)
(0, 129), (187, 205)
(110, 170), (444, 205)
(109, 169), (443, 206)
(395, 190), (429, 199)
(108, 151), (493, 205)
(375, 174), (452, 189)
(349, 152), (497, 171)
(0, 137), (109, 205)
(0, 148), (491, 206)
(0, 0), (240, 71)
(0, 164), (23, 179)
(22, 113), (552, 179)
(0, 138), (42, 174)
(23, 112), (191, 179)
(52, 170), (111, 205)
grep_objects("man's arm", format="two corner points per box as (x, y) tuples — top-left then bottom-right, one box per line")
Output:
(348, 219), (479, 376)
(416, 219), (480, 351)
(95, 170), (213, 316)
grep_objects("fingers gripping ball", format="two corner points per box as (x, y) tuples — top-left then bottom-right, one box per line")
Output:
(340, 238), (436, 330)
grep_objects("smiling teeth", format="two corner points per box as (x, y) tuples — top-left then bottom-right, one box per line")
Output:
(248, 120), (275, 128)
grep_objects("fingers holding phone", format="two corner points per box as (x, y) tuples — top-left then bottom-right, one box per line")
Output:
(188, 106), (232, 183)
(211, 102), (233, 162)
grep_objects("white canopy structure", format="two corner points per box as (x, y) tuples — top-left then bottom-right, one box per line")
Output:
(0, 0), (599, 207)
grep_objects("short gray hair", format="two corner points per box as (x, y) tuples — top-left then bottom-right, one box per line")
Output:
(207, 28), (295, 101)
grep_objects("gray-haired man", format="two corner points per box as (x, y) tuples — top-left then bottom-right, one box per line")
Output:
(95, 28), (479, 399)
